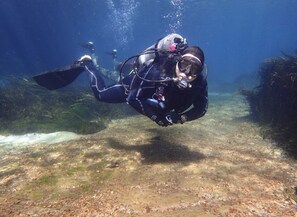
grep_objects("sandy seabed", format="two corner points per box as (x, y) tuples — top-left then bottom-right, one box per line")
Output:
(0, 93), (296, 216)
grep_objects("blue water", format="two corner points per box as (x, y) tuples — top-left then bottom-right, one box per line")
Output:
(1, 0), (297, 85)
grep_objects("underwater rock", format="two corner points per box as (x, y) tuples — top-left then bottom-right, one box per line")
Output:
(242, 53), (297, 158)
(0, 77), (135, 135)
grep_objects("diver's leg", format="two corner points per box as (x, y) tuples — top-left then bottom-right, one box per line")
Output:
(85, 65), (128, 103)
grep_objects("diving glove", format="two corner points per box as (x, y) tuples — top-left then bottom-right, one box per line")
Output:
(174, 76), (192, 89)
(150, 115), (171, 127)
(165, 112), (187, 124)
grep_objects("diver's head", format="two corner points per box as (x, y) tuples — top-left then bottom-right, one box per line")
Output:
(174, 46), (204, 89)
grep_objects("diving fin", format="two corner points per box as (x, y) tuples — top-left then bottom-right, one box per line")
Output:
(33, 64), (85, 90)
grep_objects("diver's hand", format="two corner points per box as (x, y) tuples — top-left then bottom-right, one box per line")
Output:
(176, 79), (188, 89)
(165, 112), (187, 124)
(174, 76), (190, 90)
(150, 115), (172, 127)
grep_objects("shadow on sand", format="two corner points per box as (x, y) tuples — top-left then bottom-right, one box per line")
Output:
(107, 135), (206, 165)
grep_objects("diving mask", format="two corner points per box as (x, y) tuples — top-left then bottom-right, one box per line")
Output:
(177, 54), (202, 78)
(175, 53), (202, 85)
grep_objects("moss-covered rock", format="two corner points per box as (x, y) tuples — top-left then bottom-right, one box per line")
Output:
(242, 53), (297, 158)
(0, 77), (136, 134)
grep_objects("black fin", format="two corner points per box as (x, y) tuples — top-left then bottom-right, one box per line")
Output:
(33, 64), (85, 90)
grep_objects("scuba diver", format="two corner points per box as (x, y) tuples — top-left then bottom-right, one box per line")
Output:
(81, 42), (120, 81)
(33, 34), (208, 126)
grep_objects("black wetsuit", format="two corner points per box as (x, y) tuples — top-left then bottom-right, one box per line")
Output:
(33, 52), (208, 125)
(87, 59), (208, 124)
(33, 31), (209, 126)
(127, 62), (208, 122)
(87, 64), (129, 103)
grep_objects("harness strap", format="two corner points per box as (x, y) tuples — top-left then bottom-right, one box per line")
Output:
(153, 37), (163, 63)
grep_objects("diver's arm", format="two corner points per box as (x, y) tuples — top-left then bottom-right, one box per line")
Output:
(127, 64), (171, 126)
(181, 82), (208, 122)
(127, 88), (170, 126)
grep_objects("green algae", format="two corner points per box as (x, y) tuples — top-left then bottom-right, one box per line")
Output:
(21, 147), (114, 201)
(66, 166), (85, 176)
(36, 174), (59, 186)
(242, 53), (297, 158)
(20, 164), (114, 201)
(84, 151), (107, 159)
(1, 93), (296, 216)
(0, 77), (135, 134)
